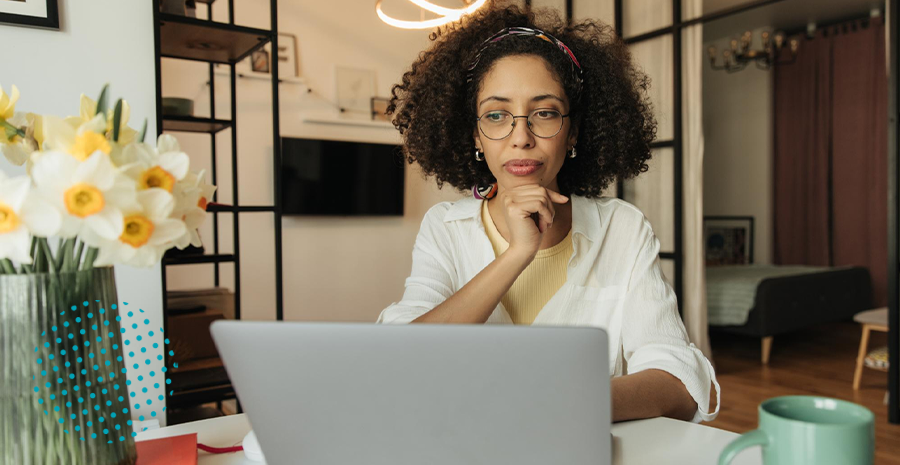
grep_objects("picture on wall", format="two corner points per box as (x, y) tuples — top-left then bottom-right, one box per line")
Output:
(251, 49), (270, 74)
(703, 216), (754, 266)
(336, 67), (376, 121)
(277, 33), (300, 79)
(0, 0), (58, 29)
(371, 97), (391, 122)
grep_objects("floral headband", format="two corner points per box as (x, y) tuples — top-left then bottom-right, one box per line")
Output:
(465, 26), (584, 96)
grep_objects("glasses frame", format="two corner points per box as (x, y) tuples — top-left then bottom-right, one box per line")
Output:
(475, 108), (571, 140)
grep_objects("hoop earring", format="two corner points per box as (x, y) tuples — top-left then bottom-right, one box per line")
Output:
(475, 149), (484, 162)
(569, 147), (577, 159)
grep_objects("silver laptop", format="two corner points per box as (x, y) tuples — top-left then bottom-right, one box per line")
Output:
(210, 322), (611, 465)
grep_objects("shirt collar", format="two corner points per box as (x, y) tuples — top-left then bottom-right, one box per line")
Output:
(443, 193), (599, 243)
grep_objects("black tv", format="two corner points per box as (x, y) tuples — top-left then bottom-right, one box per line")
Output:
(281, 137), (405, 216)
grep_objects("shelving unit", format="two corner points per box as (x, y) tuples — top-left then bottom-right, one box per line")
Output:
(152, 0), (284, 420)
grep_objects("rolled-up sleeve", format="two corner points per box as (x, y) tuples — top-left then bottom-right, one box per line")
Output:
(620, 228), (720, 423)
(377, 205), (456, 324)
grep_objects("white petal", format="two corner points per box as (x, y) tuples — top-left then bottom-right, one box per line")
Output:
(0, 228), (33, 263)
(84, 206), (124, 240)
(148, 219), (186, 246)
(20, 196), (62, 237)
(138, 189), (174, 219)
(183, 208), (206, 228)
(57, 215), (82, 238)
(73, 152), (115, 190)
(79, 114), (107, 135)
(105, 175), (140, 212)
(31, 151), (76, 190)
(158, 152), (189, 180)
(42, 115), (77, 152)
(78, 225), (107, 248)
(157, 134), (181, 155)
(92, 242), (120, 267)
(189, 229), (203, 248)
(1, 142), (30, 166)
(123, 246), (154, 267)
(0, 176), (30, 212)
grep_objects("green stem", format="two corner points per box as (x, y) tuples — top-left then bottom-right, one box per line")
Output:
(33, 238), (45, 272)
(81, 247), (98, 271)
(21, 263), (33, 274)
(39, 239), (58, 274)
(74, 240), (85, 269)
(0, 259), (13, 274)
(57, 238), (75, 272)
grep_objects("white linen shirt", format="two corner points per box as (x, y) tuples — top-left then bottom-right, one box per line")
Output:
(377, 194), (720, 423)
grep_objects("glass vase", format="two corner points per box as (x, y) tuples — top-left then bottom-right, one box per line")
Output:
(0, 266), (137, 465)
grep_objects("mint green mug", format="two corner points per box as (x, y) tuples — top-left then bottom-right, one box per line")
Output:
(718, 396), (874, 465)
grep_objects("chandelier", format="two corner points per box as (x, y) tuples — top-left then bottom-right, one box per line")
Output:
(376, 0), (488, 29)
(707, 30), (800, 73)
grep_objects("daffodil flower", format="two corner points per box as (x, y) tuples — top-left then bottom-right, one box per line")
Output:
(0, 171), (61, 263)
(0, 84), (41, 166)
(0, 83), (19, 121)
(31, 151), (138, 241)
(172, 169), (216, 249)
(42, 114), (112, 162)
(121, 134), (189, 193)
(65, 94), (137, 146)
(84, 188), (187, 268)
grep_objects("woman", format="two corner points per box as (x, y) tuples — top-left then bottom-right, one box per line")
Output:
(378, 4), (719, 424)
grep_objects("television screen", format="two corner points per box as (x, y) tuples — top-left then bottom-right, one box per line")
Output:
(281, 138), (405, 216)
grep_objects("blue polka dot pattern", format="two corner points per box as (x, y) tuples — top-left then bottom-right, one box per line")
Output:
(30, 300), (176, 444)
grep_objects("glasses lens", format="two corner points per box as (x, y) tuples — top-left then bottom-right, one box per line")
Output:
(479, 110), (514, 140)
(529, 109), (563, 138)
(477, 109), (564, 139)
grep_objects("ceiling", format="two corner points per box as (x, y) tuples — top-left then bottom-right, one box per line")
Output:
(703, 0), (885, 41)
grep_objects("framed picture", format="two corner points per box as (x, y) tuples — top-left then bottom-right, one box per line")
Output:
(703, 216), (754, 266)
(251, 49), (270, 74)
(371, 97), (391, 122)
(335, 67), (376, 121)
(0, 0), (59, 29)
(276, 33), (299, 79)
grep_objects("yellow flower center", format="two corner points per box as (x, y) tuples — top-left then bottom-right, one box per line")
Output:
(0, 202), (21, 234)
(70, 131), (111, 161)
(140, 166), (176, 192)
(120, 215), (155, 248)
(198, 196), (208, 210)
(64, 183), (105, 218)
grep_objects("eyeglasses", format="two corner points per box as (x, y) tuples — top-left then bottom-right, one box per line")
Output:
(476, 109), (570, 140)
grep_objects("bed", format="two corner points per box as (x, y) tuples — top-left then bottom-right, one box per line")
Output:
(706, 264), (872, 364)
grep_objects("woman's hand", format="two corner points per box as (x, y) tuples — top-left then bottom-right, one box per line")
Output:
(497, 184), (569, 260)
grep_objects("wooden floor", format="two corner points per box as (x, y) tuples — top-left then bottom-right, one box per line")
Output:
(707, 322), (899, 464)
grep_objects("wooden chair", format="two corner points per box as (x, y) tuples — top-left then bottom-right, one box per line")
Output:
(852, 307), (889, 390)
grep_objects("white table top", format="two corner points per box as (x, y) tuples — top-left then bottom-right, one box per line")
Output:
(136, 414), (762, 465)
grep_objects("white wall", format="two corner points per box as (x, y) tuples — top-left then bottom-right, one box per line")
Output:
(0, 1), (165, 424)
(164, 0), (614, 323)
(702, 29), (774, 264)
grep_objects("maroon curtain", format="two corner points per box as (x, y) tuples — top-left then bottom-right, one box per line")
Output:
(831, 18), (888, 307)
(774, 18), (888, 307)
(773, 30), (832, 266)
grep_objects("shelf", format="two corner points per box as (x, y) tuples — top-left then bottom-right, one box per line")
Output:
(163, 254), (236, 265)
(162, 115), (232, 133)
(213, 68), (308, 85)
(302, 116), (395, 129)
(159, 13), (272, 64)
(207, 204), (276, 213)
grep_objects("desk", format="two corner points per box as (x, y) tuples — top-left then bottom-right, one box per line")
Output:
(136, 414), (762, 464)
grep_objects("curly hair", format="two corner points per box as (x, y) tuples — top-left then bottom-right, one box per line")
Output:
(387, 2), (657, 198)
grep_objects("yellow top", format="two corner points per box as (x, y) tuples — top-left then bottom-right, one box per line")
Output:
(481, 200), (573, 325)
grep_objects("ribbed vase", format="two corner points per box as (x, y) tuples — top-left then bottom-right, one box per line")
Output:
(0, 266), (137, 465)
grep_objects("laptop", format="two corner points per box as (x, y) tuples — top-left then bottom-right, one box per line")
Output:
(210, 321), (611, 465)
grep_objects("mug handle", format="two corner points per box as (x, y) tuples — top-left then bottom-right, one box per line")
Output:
(718, 429), (768, 465)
